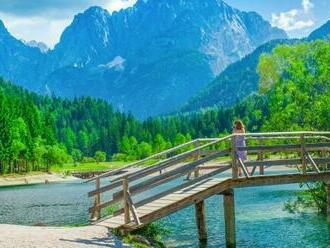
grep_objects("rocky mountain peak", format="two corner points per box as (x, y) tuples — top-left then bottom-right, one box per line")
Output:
(0, 1), (289, 118)
(51, 6), (112, 68)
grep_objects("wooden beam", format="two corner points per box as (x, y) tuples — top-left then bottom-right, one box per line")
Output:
(127, 191), (141, 226)
(194, 167), (200, 178)
(236, 142), (330, 153)
(223, 189), (236, 248)
(244, 158), (330, 168)
(86, 139), (201, 182)
(113, 149), (229, 199)
(107, 172), (330, 230)
(195, 200), (207, 243)
(251, 166), (257, 176)
(301, 134), (307, 174)
(90, 178), (101, 220)
(123, 178), (131, 224)
(238, 158), (250, 178)
(113, 165), (232, 216)
(306, 153), (320, 173)
(258, 139), (264, 175)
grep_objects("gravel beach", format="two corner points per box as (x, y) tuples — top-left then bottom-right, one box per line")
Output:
(0, 224), (130, 248)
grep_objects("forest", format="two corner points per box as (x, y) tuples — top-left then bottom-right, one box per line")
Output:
(0, 39), (329, 175)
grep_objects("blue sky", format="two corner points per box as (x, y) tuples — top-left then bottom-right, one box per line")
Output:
(0, 0), (328, 48)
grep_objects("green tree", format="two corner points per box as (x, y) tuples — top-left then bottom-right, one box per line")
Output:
(95, 151), (106, 164)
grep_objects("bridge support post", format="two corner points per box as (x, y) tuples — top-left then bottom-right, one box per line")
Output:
(195, 200), (207, 243)
(223, 189), (236, 248)
(258, 139), (264, 175)
(123, 177), (131, 224)
(327, 183), (330, 223)
(300, 134), (307, 174)
(91, 178), (101, 220)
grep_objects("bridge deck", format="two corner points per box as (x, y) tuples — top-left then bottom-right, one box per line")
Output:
(96, 176), (229, 230)
(87, 131), (330, 240)
(95, 171), (330, 231)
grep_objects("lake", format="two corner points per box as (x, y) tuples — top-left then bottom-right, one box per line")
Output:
(0, 178), (329, 247)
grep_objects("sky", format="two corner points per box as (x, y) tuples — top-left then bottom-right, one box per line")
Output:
(0, 0), (328, 48)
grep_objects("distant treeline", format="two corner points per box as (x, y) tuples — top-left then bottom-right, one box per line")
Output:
(0, 78), (259, 174)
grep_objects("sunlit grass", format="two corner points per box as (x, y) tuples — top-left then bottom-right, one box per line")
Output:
(50, 161), (130, 173)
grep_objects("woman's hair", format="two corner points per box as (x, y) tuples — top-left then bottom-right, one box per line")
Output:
(233, 120), (245, 132)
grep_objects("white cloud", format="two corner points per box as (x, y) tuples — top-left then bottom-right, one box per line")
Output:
(271, 0), (315, 32)
(0, 0), (137, 48)
(0, 12), (71, 48)
(302, 0), (314, 12)
(105, 0), (137, 13)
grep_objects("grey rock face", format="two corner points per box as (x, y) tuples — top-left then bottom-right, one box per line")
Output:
(0, 0), (287, 118)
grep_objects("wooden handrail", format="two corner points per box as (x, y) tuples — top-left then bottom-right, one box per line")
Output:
(88, 137), (232, 197)
(87, 131), (330, 221)
(112, 149), (229, 200)
(86, 138), (221, 182)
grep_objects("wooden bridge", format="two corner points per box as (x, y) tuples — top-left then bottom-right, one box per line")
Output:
(86, 131), (330, 247)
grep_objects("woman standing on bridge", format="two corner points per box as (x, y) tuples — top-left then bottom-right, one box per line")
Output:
(233, 120), (248, 176)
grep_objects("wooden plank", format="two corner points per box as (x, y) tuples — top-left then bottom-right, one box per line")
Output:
(232, 172), (330, 188)
(113, 149), (229, 199)
(109, 139), (229, 183)
(132, 166), (231, 208)
(123, 178), (130, 224)
(86, 139), (200, 182)
(98, 172), (330, 230)
(90, 178), (101, 219)
(127, 191), (141, 225)
(195, 200), (207, 242)
(258, 139), (264, 175)
(223, 189), (236, 248)
(245, 158), (330, 168)
(89, 197), (121, 214)
(238, 131), (330, 138)
(238, 158), (250, 178)
(306, 153), (320, 173)
(251, 166), (257, 176)
(237, 142), (330, 153)
(301, 134), (307, 174)
(89, 147), (229, 197)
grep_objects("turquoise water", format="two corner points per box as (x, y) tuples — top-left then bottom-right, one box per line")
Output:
(0, 180), (329, 247)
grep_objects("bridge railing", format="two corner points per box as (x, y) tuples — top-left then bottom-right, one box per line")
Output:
(87, 131), (330, 223)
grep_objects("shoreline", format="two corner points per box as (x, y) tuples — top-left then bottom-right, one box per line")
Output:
(0, 224), (130, 248)
(0, 173), (80, 187)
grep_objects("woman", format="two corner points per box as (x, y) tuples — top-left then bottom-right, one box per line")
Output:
(232, 120), (248, 176)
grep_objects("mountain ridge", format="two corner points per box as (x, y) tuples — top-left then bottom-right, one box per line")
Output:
(182, 19), (330, 112)
(0, 0), (287, 118)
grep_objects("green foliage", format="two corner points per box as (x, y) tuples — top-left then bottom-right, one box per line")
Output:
(256, 39), (330, 213)
(117, 222), (169, 248)
(258, 39), (330, 132)
(95, 151), (106, 164)
(71, 149), (83, 165)
(284, 182), (327, 214)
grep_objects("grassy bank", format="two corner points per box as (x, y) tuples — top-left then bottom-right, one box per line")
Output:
(50, 161), (130, 174)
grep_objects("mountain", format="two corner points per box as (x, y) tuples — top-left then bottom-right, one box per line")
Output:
(182, 19), (330, 112)
(24, 40), (49, 53)
(0, 0), (287, 118)
(308, 20), (330, 40)
(0, 20), (45, 91)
